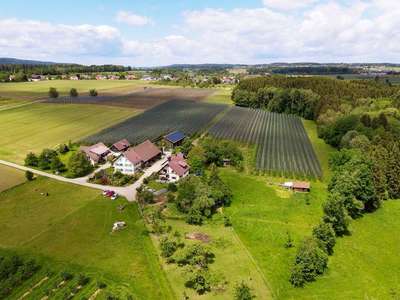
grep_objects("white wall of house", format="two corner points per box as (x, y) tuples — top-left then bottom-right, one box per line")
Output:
(165, 166), (189, 183)
(113, 156), (141, 175)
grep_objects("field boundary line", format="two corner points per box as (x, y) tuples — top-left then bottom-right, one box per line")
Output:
(0, 99), (44, 112)
(231, 227), (275, 299)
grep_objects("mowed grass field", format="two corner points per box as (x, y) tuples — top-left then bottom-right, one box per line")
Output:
(221, 169), (326, 299)
(154, 213), (272, 299)
(0, 164), (25, 192)
(0, 103), (137, 163)
(0, 80), (146, 100)
(0, 177), (174, 299)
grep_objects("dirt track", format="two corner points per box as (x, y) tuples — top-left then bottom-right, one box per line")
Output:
(45, 87), (216, 109)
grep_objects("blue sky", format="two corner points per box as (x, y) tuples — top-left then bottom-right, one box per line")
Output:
(0, 0), (399, 66)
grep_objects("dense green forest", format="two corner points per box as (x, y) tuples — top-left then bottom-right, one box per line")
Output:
(233, 75), (400, 286)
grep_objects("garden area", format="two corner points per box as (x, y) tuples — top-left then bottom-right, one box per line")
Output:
(89, 167), (142, 186)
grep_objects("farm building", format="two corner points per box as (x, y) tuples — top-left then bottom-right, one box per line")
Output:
(164, 131), (186, 148)
(111, 139), (130, 154)
(114, 140), (161, 175)
(160, 153), (190, 182)
(282, 181), (310, 192)
(80, 143), (111, 165)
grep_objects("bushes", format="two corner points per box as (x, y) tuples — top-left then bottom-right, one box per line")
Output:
(0, 255), (41, 299)
(67, 151), (93, 178)
(25, 170), (34, 181)
(290, 238), (328, 287)
(25, 149), (66, 173)
(312, 222), (336, 255)
(49, 87), (59, 98)
(24, 152), (38, 167)
(89, 89), (98, 97)
(234, 281), (255, 300)
(175, 168), (232, 224)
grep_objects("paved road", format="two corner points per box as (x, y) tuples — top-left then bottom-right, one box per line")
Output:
(0, 158), (168, 202)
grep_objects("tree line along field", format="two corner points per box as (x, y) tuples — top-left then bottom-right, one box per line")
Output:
(84, 100), (228, 145)
(208, 106), (322, 178)
(0, 177), (174, 299)
(0, 103), (137, 163)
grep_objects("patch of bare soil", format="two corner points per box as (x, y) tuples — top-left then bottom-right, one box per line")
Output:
(185, 232), (211, 243)
(45, 87), (216, 109)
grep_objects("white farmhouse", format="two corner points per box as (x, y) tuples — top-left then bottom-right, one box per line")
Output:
(113, 140), (161, 175)
(114, 149), (142, 175)
(161, 153), (190, 182)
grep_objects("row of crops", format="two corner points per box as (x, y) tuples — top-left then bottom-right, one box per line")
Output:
(208, 106), (322, 178)
(84, 100), (228, 145)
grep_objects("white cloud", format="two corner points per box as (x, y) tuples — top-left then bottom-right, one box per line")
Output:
(2, 1), (400, 65)
(262, 0), (318, 11)
(0, 19), (121, 62)
(116, 11), (153, 26)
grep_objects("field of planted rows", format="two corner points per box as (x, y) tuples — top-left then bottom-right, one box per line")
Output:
(85, 100), (227, 145)
(208, 107), (322, 177)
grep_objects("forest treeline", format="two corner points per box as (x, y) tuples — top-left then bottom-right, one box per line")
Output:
(233, 75), (400, 286)
(0, 64), (133, 81)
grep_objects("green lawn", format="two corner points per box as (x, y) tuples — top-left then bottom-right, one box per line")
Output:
(205, 87), (233, 105)
(0, 177), (174, 299)
(221, 168), (326, 299)
(0, 164), (26, 192)
(152, 208), (272, 299)
(288, 200), (400, 300)
(0, 103), (137, 163)
(0, 80), (146, 99)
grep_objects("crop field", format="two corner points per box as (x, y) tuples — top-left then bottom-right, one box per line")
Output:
(0, 177), (174, 299)
(208, 107), (322, 178)
(84, 100), (228, 145)
(0, 103), (137, 163)
(45, 87), (217, 110)
(0, 165), (25, 192)
(0, 80), (146, 100)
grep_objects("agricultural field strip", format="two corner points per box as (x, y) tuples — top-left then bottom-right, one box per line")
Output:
(84, 100), (228, 145)
(208, 106), (322, 177)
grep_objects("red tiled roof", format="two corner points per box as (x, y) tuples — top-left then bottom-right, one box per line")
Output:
(123, 149), (142, 165)
(112, 139), (130, 151)
(292, 181), (310, 189)
(88, 143), (110, 156)
(132, 140), (161, 163)
(168, 153), (189, 177)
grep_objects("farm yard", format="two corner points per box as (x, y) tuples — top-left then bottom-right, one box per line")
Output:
(84, 100), (228, 145)
(45, 86), (217, 109)
(208, 107), (322, 178)
(0, 103), (137, 163)
(0, 177), (174, 299)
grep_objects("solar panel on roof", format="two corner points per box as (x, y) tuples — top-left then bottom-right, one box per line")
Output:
(165, 131), (185, 143)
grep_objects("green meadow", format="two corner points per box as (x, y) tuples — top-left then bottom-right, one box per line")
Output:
(0, 80), (146, 99)
(0, 103), (137, 163)
(0, 177), (174, 299)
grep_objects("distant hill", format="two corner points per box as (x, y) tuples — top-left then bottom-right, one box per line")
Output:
(0, 57), (58, 65)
